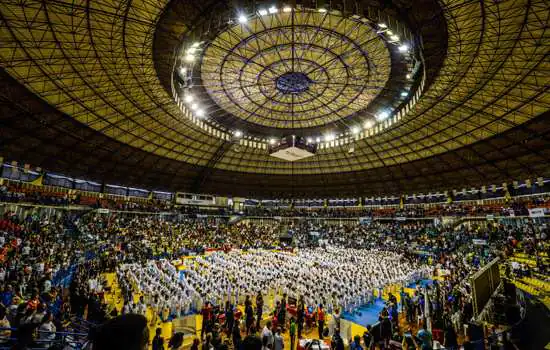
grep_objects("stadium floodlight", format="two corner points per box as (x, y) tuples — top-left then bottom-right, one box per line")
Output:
(318, 8), (327, 13)
(376, 111), (390, 121)
(238, 14), (247, 23)
(196, 109), (205, 117)
(190, 103), (199, 110)
(351, 126), (360, 135)
(268, 6), (278, 14)
(316, 137), (321, 143)
(401, 91), (409, 97)
(258, 9), (268, 16)
(378, 23), (387, 28)
(364, 120), (375, 128)
(269, 138), (276, 145)
(398, 44), (409, 52)
(184, 54), (194, 62)
(184, 94), (194, 103)
(390, 35), (400, 41)
(234, 130), (243, 137)
(283, 6), (292, 12)
(306, 137), (313, 143)
(324, 133), (335, 142)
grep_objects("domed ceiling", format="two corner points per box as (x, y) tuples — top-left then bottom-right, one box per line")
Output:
(0, 0), (549, 197)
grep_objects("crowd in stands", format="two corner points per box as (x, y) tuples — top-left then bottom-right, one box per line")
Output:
(0, 199), (547, 349)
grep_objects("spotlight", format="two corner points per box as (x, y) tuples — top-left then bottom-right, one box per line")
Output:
(178, 67), (187, 77)
(390, 35), (400, 41)
(283, 6), (292, 12)
(191, 42), (200, 48)
(190, 103), (199, 110)
(398, 44), (409, 52)
(378, 23), (387, 28)
(318, 8), (327, 13)
(187, 47), (197, 54)
(234, 130), (243, 137)
(364, 120), (375, 128)
(268, 6), (278, 14)
(269, 138), (276, 145)
(258, 9), (268, 16)
(184, 54), (194, 62)
(351, 126), (360, 135)
(196, 109), (205, 117)
(401, 91), (409, 97)
(376, 111), (389, 121)
(316, 137), (321, 143)
(184, 94), (194, 103)
(406, 73), (412, 80)
(324, 133), (335, 142)
(306, 137), (313, 143)
(238, 14), (247, 23)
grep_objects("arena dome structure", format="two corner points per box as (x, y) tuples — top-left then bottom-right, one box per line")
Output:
(0, 0), (549, 198)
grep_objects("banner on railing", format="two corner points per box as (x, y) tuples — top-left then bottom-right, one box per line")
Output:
(528, 208), (546, 217)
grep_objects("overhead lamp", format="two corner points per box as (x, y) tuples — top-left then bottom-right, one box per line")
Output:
(184, 54), (194, 62)
(390, 35), (400, 41)
(387, 30), (393, 36)
(318, 8), (327, 13)
(364, 120), (375, 128)
(406, 73), (412, 80)
(258, 9), (268, 16)
(324, 133), (335, 142)
(234, 130), (243, 138)
(283, 6), (292, 12)
(378, 23), (387, 28)
(401, 91), (409, 97)
(179, 67), (187, 77)
(376, 111), (390, 121)
(187, 47), (197, 54)
(306, 137), (313, 143)
(316, 137), (321, 143)
(398, 44), (409, 52)
(269, 138), (276, 145)
(196, 109), (205, 117)
(184, 94), (194, 103)
(191, 42), (200, 48)
(268, 6), (278, 14)
(190, 103), (199, 110)
(351, 126), (360, 135)
(238, 14), (247, 23)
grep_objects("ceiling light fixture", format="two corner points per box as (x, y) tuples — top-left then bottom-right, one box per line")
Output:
(316, 137), (321, 143)
(184, 94), (194, 103)
(324, 133), (335, 142)
(190, 103), (199, 110)
(258, 9), (268, 15)
(406, 73), (412, 79)
(306, 137), (313, 143)
(318, 8), (327, 13)
(390, 35), (400, 41)
(238, 14), (247, 23)
(268, 6), (278, 14)
(283, 6), (292, 12)
(398, 44), (409, 52)
(234, 130), (243, 137)
(269, 138), (276, 145)
(401, 91), (409, 97)
(364, 120), (375, 128)
(378, 23), (387, 28)
(196, 109), (205, 117)
(184, 54), (194, 62)
(351, 126), (360, 135)
(376, 111), (390, 121)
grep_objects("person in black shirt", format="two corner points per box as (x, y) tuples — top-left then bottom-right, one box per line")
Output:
(225, 302), (235, 337)
(256, 292), (264, 330)
(362, 326), (372, 350)
(246, 302), (255, 335)
(297, 296), (305, 339)
(243, 326), (262, 350)
(279, 294), (287, 331)
(233, 320), (242, 350)
(152, 327), (163, 350)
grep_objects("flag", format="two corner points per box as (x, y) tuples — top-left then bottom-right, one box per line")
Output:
(323, 199), (328, 208)
(446, 191), (453, 204)
(399, 195), (404, 209)
(30, 174), (44, 186)
(148, 191), (153, 200)
(525, 179), (532, 188)
(24, 164), (30, 173)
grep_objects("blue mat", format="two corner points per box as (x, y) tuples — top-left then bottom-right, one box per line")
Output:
(341, 299), (386, 327)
